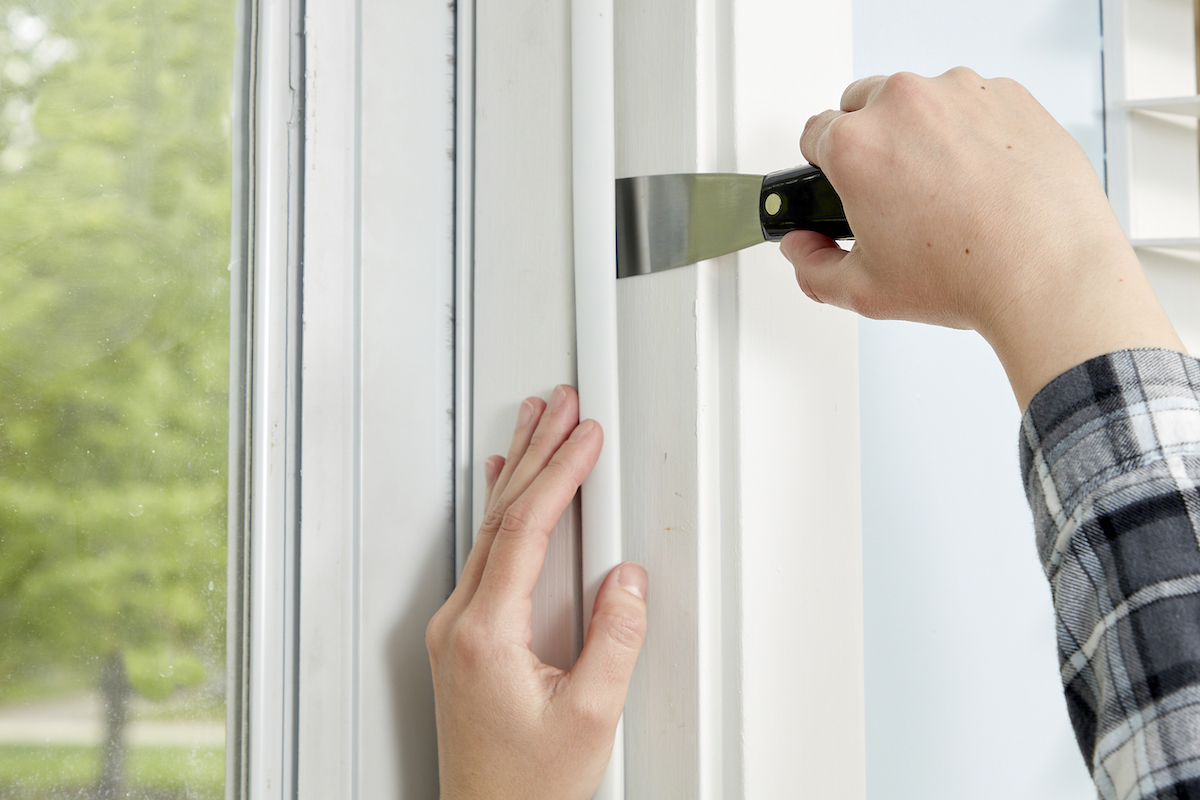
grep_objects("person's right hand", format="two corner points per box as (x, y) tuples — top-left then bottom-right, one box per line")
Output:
(781, 67), (1184, 407)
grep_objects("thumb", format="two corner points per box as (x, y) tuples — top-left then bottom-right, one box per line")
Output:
(565, 562), (648, 726)
(780, 229), (851, 307)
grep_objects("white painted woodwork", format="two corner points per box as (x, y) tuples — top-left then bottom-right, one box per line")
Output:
(471, 0), (864, 797)
(613, 1), (863, 797)
(1104, 0), (1200, 239)
(729, 4), (864, 796)
(1103, 0), (1200, 355)
(244, 0), (302, 796)
(472, 0), (583, 671)
(571, 0), (627, 794)
(454, 0), (477, 582)
(357, 2), (455, 796)
(612, 5), (717, 797)
(293, 0), (455, 796)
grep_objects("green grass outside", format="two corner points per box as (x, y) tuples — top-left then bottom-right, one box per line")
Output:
(0, 743), (223, 799)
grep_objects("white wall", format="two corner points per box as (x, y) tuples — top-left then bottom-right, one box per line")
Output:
(852, 2), (1103, 798)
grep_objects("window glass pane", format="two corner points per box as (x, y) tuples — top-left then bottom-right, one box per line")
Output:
(0, 1), (236, 797)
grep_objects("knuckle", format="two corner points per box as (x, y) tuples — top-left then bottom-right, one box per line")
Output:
(480, 500), (509, 534)
(445, 612), (490, 666)
(842, 272), (881, 319)
(600, 607), (647, 653)
(944, 65), (981, 83)
(882, 70), (924, 100)
(499, 496), (541, 538)
(539, 455), (574, 487)
(823, 115), (862, 166)
(568, 690), (617, 736)
(527, 424), (559, 455)
(425, 609), (447, 657)
(794, 269), (826, 305)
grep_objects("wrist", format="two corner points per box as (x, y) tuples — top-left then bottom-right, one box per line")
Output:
(979, 242), (1185, 408)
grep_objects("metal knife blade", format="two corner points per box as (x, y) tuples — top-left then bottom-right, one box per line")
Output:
(615, 165), (851, 278)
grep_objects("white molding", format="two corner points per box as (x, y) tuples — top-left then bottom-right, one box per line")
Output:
(1103, 0), (1200, 239)
(294, 1), (457, 797)
(730, 3), (863, 793)
(470, 2), (862, 798)
(1120, 95), (1200, 115)
(245, 0), (304, 796)
(356, 1), (457, 797)
(296, 0), (360, 795)
(570, 1), (625, 795)
(455, 0), (477, 582)
(472, 0), (584, 673)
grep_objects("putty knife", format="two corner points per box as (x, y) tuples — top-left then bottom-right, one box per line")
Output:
(615, 164), (852, 278)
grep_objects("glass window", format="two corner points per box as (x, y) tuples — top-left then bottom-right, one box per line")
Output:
(0, 1), (236, 797)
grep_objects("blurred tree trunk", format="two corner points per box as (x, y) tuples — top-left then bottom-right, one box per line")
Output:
(96, 651), (132, 799)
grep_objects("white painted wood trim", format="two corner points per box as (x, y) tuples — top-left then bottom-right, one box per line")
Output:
(472, 0), (584, 675)
(1103, 0), (1200, 239)
(570, 1), (625, 796)
(1119, 95), (1200, 115)
(731, 2), (864, 788)
(455, 0), (477, 582)
(297, 0), (361, 795)
(245, 0), (303, 796)
(471, 3), (862, 798)
(293, 1), (458, 797)
(1102, 0), (1200, 356)
(355, 2), (457, 797)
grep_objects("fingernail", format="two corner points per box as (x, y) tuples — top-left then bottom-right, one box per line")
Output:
(484, 456), (500, 485)
(547, 385), (567, 414)
(517, 399), (534, 428)
(567, 419), (593, 442)
(616, 563), (648, 600)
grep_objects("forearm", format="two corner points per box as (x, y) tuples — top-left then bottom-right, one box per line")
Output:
(982, 239), (1185, 409)
(1021, 348), (1200, 798)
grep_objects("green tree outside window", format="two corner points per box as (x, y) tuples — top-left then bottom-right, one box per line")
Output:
(0, 1), (235, 797)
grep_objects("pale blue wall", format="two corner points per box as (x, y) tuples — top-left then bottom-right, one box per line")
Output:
(853, 2), (1103, 798)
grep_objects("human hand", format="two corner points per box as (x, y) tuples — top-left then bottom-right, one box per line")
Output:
(782, 67), (1183, 407)
(426, 385), (648, 800)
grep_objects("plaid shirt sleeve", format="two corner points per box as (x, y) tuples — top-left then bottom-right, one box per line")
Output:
(1020, 348), (1200, 800)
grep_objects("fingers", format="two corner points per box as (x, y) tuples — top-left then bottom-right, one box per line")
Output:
(559, 562), (648, 733)
(779, 230), (852, 307)
(484, 455), (505, 508)
(458, 387), (571, 594)
(474, 418), (603, 609)
(799, 108), (841, 167)
(490, 397), (546, 503)
(840, 74), (888, 112)
(490, 386), (579, 521)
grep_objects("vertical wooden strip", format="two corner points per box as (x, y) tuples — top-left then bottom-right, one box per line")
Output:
(731, 1), (864, 797)
(298, 0), (360, 794)
(569, 0), (626, 795)
(356, 0), (456, 795)
(472, 0), (583, 670)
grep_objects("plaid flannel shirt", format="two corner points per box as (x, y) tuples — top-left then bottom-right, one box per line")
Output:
(1021, 348), (1200, 800)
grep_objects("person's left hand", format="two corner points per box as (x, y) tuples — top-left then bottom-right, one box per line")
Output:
(426, 384), (649, 800)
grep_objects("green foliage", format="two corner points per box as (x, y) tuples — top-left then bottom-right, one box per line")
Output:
(0, 0), (234, 702)
(0, 743), (224, 798)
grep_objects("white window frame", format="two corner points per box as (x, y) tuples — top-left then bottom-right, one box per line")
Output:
(234, 1), (1200, 798)
(237, 0), (457, 796)
(1102, 0), (1200, 354)
(239, 0), (863, 795)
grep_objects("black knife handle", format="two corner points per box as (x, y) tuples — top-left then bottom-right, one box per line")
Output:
(760, 164), (852, 241)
